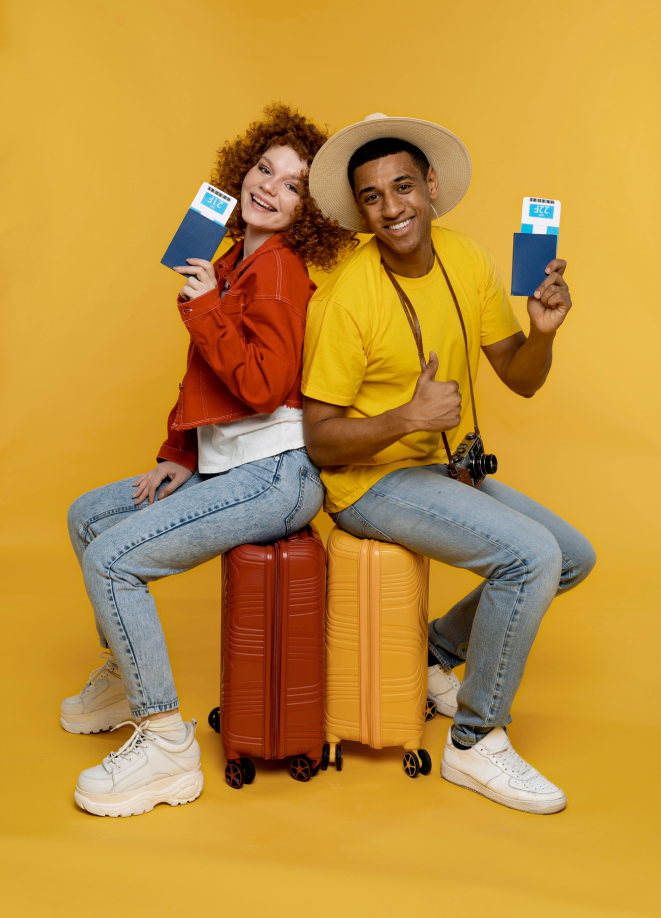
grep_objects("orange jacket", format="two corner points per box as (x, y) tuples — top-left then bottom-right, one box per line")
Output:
(157, 235), (315, 472)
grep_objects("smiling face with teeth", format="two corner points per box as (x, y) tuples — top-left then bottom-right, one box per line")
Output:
(240, 143), (308, 248)
(353, 151), (440, 277)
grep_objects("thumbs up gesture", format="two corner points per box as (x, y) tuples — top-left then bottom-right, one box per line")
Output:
(404, 351), (462, 433)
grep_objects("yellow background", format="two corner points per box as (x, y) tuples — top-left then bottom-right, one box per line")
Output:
(1, 1), (660, 914)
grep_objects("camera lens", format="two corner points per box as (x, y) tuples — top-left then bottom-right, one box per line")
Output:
(469, 453), (498, 477)
(483, 453), (498, 475)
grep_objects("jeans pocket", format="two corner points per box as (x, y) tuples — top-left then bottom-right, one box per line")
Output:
(333, 505), (394, 542)
(285, 467), (324, 536)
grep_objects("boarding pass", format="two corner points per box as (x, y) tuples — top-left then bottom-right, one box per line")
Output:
(521, 197), (561, 235)
(190, 182), (238, 226)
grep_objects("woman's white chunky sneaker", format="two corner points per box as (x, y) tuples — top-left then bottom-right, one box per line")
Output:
(60, 650), (132, 734)
(441, 726), (567, 814)
(74, 719), (203, 817)
(427, 663), (461, 717)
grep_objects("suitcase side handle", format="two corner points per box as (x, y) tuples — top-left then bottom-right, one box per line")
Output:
(288, 524), (318, 542)
(286, 524), (327, 561)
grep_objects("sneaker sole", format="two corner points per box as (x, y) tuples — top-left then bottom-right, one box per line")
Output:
(441, 760), (567, 815)
(60, 701), (133, 734)
(74, 770), (204, 817)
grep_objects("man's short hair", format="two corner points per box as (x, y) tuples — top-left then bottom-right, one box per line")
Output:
(348, 137), (430, 190)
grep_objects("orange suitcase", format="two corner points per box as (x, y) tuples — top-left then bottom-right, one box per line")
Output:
(322, 526), (434, 778)
(208, 526), (326, 788)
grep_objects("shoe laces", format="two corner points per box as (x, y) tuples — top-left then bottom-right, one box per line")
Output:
(489, 743), (537, 780)
(433, 664), (460, 690)
(104, 720), (153, 771)
(80, 650), (115, 696)
(441, 667), (461, 690)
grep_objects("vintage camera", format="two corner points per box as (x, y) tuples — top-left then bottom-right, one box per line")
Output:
(448, 431), (498, 489)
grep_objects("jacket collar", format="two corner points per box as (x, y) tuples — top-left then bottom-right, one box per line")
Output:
(217, 233), (286, 285)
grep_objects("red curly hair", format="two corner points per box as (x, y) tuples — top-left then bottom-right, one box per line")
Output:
(210, 103), (357, 272)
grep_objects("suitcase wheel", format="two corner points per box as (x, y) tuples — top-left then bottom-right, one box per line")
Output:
(424, 698), (437, 722)
(403, 749), (432, 778)
(404, 751), (420, 778)
(311, 762), (321, 778)
(417, 748), (432, 776)
(208, 707), (220, 733)
(324, 742), (343, 770)
(403, 750), (420, 777)
(239, 757), (256, 785)
(225, 761), (245, 789)
(289, 756), (313, 782)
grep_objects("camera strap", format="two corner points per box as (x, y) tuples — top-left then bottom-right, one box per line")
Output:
(380, 246), (480, 470)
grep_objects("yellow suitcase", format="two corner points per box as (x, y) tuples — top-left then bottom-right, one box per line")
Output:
(321, 526), (434, 778)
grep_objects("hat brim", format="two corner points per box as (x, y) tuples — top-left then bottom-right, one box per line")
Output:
(309, 116), (472, 233)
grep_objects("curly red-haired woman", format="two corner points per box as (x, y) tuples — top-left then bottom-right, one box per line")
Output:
(63, 104), (356, 817)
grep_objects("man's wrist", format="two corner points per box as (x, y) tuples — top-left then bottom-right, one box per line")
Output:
(528, 323), (557, 346)
(386, 405), (420, 436)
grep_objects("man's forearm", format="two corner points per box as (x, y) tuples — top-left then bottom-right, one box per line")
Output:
(303, 357), (462, 467)
(305, 407), (416, 467)
(503, 326), (556, 397)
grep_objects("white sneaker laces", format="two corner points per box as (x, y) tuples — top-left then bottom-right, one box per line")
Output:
(490, 744), (537, 780)
(81, 650), (116, 695)
(103, 720), (153, 771)
(441, 667), (461, 690)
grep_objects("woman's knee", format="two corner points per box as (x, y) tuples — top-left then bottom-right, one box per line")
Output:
(67, 490), (96, 546)
(81, 535), (109, 585)
(82, 535), (142, 588)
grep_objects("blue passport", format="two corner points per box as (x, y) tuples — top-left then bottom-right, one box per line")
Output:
(511, 233), (557, 297)
(161, 210), (228, 270)
(161, 182), (237, 272)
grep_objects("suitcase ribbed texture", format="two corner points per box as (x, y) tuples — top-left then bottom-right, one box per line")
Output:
(221, 528), (326, 768)
(325, 527), (429, 753)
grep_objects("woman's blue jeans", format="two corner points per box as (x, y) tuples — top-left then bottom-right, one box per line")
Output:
(67, 449), (324, 717)
(332, 464), (596, 747)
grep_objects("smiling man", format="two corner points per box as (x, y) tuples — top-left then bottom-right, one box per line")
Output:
(302, 113), (596, 814)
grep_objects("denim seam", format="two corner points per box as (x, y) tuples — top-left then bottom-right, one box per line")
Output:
(305, 469), (323, 489)
(285, 467), (323, 534)
(104, 474), (280, 710)
(285, 468), (306, 535)
(107, 585), (146, 706)
(362, 492), (532, 566)
(132, 701), (180, 718)
(559, 551), (575, 589)
(270, 452), (285, 489)
(450, 729), (474, 748)
(485, 576), (525, 727)
(83, 505), (137, 538)
(346, 505), (394, 543)
(428, 642), (460, 669)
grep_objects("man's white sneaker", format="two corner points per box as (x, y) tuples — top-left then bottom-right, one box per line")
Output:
(441, 726), (567, 815)
(74, 719), (203, 817)
(427, 663), (461, 717)
(61, 650), (132, 734)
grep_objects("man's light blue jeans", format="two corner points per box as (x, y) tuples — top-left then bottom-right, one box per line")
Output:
(67, 449), (324, 718)
(331, 464), (596, 747)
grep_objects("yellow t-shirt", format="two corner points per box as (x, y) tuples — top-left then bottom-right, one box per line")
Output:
(302, 226), (522, 513)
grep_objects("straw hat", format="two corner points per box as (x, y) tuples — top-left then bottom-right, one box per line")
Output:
(309, 112), (472, 233)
